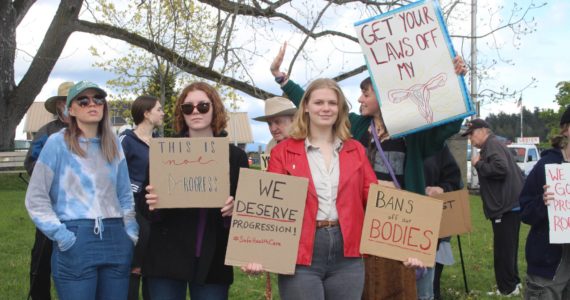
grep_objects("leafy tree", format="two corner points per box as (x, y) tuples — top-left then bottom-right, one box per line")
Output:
(144, 64), (177, 137)
(486, 106), (549, 143)
(538, 81), (570, 147)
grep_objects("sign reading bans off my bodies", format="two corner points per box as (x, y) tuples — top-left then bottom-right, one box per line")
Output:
(361, 184), (443, 266)
(149, 137), (229, 208)
(225, 168), (308, 274)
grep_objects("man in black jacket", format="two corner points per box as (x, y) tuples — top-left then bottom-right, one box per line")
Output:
(463, 118), (523, 296)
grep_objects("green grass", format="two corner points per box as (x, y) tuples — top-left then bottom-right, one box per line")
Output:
(0, 174), (527, 299)
(438, 195), (528, 299)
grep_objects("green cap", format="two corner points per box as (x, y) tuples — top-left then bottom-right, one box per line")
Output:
(66, 81), (108, 108)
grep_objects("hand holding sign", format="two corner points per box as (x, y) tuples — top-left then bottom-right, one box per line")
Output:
(543, 184), (555, 206)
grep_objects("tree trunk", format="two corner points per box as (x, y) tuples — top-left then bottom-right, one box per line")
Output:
(0, 1), (18, 150)
(0, 0), (84, 150)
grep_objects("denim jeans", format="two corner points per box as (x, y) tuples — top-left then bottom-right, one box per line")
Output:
(147, 277), (229, 300)
(51, 218), (134, 300)
(417, 267), (435, 300)
(278, 226), (364, 300)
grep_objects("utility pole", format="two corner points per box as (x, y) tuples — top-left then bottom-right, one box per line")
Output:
(471, 0), (478, 118)
(520, 95), (524, 138)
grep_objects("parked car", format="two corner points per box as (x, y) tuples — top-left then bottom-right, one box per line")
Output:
(467, 147), (480, 190)
(507, 143), (540, 176)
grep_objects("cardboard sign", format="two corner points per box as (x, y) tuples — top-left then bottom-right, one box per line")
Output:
(225, 168), (308, 274)
(149, 137), (229, 208)
(433, 189), (472, 237)
(354, 0), (474, 138)
(260, 154), (270, 171)
(545, 164), (570, 243)
(360, 184), (442, 266)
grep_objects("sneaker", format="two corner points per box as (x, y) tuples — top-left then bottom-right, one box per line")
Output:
(486, 283), (522, 297)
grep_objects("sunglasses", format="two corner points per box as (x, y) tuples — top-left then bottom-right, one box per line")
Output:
(181, 102), (211, 115)
(75, 95), (106, 107)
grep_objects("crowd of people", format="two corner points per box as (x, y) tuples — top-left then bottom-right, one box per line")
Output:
(22, 42), (569, 300)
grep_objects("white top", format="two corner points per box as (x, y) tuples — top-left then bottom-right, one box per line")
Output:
(305, 138), (342, 221)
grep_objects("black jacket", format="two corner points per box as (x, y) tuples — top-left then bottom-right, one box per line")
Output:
(475, 134), (524, 219)
(519, 148), (564, 279)
(24, 119), (67, 175)
(142, 140), (249, 284)
(424, 144), (463, 192)
(119, 129), (153, 268)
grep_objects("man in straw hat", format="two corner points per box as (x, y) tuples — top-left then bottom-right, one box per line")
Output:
(24, 81), (73, 300)
(253, 96), (297, 153)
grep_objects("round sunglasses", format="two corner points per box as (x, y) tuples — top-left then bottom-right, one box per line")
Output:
(75, 95), (106, 107)
(181, 102), (211, 115)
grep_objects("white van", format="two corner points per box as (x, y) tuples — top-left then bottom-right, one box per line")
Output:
(507, 144), (540, 176)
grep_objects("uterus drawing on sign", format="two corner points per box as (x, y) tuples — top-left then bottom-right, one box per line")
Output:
(387, 73), (447, 123)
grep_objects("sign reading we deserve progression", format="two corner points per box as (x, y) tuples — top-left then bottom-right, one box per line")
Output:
(545, 164), (570, 243)
(361, 184), (443, 266)
(225, 168), (308, 274)
(149, 137), (229, 208)
(354, 0), (474, 138)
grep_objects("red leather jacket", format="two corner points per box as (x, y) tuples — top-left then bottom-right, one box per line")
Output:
(268, 138), (377, 266)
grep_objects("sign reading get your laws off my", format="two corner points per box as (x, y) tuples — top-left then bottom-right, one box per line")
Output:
(225, 168), (308, 274)
(545, 164), (570, 243)
(354, 0), (474, 138)
(361, 184), (442, 266)
(149, 137), (229, 208)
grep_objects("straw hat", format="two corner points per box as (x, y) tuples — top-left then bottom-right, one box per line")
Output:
(253, 97), (297, 122)
(45, 82), (74, 114)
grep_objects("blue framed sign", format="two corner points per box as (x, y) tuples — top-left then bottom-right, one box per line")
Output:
(354, 0), (475, 138)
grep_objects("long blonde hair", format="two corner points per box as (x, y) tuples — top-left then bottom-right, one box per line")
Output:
(64, 101), (119, 163)
(289, 78), (351, 141)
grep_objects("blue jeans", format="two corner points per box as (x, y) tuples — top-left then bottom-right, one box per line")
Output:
(417, 267), (435, 300)
(278, 226), (364, 300)
(147, 277), (229, 300)
(51, 218), (134, 300)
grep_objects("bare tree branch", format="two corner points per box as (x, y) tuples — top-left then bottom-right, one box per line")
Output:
(74, 19), (276, 99)
(13, 0), (37, 26)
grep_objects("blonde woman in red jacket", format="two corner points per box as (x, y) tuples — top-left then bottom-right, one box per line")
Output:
(244, 78), (377, 300)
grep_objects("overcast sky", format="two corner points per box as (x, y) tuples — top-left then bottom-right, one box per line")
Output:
(14, 0), (570, 146)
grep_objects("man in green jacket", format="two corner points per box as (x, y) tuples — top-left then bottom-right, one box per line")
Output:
(269, 42), (466, 299)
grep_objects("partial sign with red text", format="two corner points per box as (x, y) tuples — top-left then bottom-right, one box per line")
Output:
(149, 137), (229, 208)
(225, 168), (308, 274)
(545, 164), (570, 243)
(360, 184), (443, 266)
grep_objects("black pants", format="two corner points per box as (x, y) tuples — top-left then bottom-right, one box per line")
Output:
(433, 263), (444, 300)
(128, 274), (151, 300)
(491, 211), (521, 294)
(29, 228), (52, 300)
